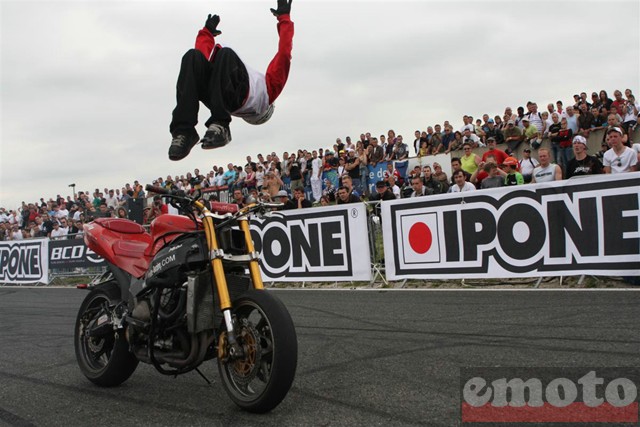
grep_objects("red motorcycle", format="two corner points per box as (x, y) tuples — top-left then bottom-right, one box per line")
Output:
(74, 185), (297, 413)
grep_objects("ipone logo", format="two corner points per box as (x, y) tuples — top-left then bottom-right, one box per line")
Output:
(461, 368), (640, 424)
(249, 210), (353, 279)
(0, 241), (44, 281)
(390, 179), (640, 276)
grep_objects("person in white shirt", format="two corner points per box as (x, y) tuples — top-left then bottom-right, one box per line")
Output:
(462, 128), (484, 148)
(532, 148), (563, 183)
(310, 150), (323, 202)
(564, 106), (579, 134)
(603, 127), (638, 173)
(104, 189), (119, 210)
(387, 176), (401, 199)
(449, 170), (476, 193)
(518, 148), (540, 183)
(50, 221), (68, 238)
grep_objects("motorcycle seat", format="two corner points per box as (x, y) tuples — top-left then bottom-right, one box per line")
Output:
(95, 217), (147, 234)
(112, 239), (151, 259)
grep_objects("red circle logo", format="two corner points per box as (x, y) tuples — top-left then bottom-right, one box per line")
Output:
(409, 222), (432, 254)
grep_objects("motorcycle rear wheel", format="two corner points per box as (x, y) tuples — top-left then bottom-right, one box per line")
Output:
(217, 290), (297, 413)
(74, 282), (138, 387)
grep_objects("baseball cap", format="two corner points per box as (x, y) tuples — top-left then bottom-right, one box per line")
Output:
(503, 157), (518, 166)
(507, 120), (515, 125)
(375, 181), (387, 189)
(521, 117), (530, 122)
(277, 190), (289, 198)
(487, 118), (494, 123)
(572, 135), (588, 146)
(607, 126), (623, 135)
(487, 137), (496, 142)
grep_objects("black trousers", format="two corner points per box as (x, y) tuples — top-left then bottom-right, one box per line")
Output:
(170, 47), (249, 135)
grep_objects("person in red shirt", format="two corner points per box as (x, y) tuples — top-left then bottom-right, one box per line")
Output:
(481, 137), (508, 165)
(168, 0), (294, 161)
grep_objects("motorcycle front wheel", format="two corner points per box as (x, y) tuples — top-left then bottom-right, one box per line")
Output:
(217, 290), (298, 413)
(74, 282), (138, 387)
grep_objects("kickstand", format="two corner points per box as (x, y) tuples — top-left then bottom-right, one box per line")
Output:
(195, 367), (213, 386)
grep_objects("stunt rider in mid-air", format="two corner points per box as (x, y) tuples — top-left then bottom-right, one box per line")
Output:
(168, 0), (294, 161)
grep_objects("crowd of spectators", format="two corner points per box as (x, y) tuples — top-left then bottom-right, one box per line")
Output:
(2, 88), (638, 241)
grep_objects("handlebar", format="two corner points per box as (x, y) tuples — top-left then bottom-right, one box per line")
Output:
(145, 184), (283, 217)
(145, 184), (169, 195)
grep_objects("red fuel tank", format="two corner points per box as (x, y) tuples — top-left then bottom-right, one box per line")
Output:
(148, 214), (202, 256)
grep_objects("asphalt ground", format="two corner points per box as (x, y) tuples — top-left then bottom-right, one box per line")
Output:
(0, 288), (638, 427)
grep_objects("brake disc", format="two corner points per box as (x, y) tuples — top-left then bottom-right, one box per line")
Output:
(228, 323), (262, 386)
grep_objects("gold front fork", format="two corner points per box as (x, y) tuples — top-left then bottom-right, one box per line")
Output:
(198, 206), (233, 311)
(238, 217), (264, 290)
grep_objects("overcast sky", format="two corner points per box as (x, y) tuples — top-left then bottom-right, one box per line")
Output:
(1, 0), (638, 210)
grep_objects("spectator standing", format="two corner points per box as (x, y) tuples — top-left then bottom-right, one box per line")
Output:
(368, 137), (384, 167)
(222, 163), (237, 187)
(357, 146), (369, 197)
(309, 150), (323, 201)
(551, 117), (574, 171)
(603, 127), (637, 173)
(391, 135), (409, 161)
(532, 148), (563, 183)
(564, 106), (579, 134)
(565, 136), (603, 178)
(525, 102), (545, 136)
(546, 113), (562, 162)
(255, 164), (265, 190)
(518, 148), (539, 183)
(288, 156), (303, 190)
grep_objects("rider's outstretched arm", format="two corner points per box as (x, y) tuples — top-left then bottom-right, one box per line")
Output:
(266, 0), (294, 104)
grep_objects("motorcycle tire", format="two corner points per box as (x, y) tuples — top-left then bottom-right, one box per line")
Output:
(74, 282), (138, 387)
(217, 289), (297, 413)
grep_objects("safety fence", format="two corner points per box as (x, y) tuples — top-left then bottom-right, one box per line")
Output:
(1, 173), (639, 286)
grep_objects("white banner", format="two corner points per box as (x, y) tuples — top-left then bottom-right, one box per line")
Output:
(250, 203), (371, 282)
(381, 173), (640, 279)
(0, 238), (50, 284)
